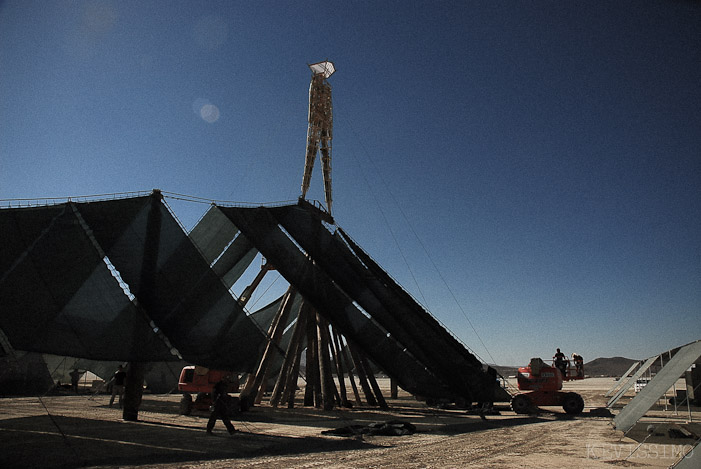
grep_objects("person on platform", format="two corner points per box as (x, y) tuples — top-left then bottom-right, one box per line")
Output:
(553, 348), (568, 379)
(572, 353), (584, 377)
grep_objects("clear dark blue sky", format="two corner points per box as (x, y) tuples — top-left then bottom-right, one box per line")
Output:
(1, 1), (699, 366)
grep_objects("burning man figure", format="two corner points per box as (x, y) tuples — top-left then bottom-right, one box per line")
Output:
(301, 61), (335, 214)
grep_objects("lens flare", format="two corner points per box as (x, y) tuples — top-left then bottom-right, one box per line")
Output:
(200, 103), (220, 123)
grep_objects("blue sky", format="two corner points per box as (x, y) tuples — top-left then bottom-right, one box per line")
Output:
(1, 1), (699, 366)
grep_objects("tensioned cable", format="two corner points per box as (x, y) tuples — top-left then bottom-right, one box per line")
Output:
(0, 190), (299, 210)
(160, 191), (298, 208)
(389, 200), (498, 366)
(161, 195), (189, 235)
(0, 190), (151, 204)
(339, 116), (430, 311)
(335, 103), (497, 366)
(0, 350), (92, 465)
(334, 119), (482, 360)
(247, 273), (281, 311)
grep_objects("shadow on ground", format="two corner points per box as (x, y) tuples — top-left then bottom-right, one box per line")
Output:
(0, 414), (377, 469)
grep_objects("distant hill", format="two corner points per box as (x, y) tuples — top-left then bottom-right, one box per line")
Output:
(492, 365), (519, 378)
(490, 356), (639, 378)
(583, 357), (638, 377)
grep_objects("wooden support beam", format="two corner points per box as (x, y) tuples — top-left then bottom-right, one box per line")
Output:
(334, 328), (362, 406)
(304, 305), (319, 407)
(238, 261), (274, 308)
(348, 341), (377, 407)
(270, 301), (307, 407)
(328, 326), (349, 407)
(122, 362), (145, 421)
(316, 314), (336, 410)
(240, 286), (296, 405)
(283, 329), (305, 408)
(362, 354), (388, 409)
(254, 378), (267, 404)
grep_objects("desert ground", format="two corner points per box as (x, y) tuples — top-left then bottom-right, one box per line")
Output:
(0, 377), (697, 468)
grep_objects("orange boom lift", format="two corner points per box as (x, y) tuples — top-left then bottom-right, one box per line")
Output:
(511, 357), (585, 414)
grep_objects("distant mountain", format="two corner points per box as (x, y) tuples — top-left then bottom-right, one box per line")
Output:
(583, 356), (638, 377)
(490, 356), (639, 378)
(491, 365), (520, 378)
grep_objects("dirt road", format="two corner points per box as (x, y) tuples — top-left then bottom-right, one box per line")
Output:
(0, 378), (695, 468)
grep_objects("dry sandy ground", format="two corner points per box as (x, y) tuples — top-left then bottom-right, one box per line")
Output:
(0, 378), (697, 468)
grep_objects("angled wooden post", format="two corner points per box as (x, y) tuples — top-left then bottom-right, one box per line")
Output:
(334, 328), (362, 405)
(271, 301), (307, 407)
(254, 377), (267, 404)
(328, 325), (349, 406)
(304, 304), (319, 407)
(348, 341), (377, 406)
(316, 313), (336, 410)
(283, 329), (305, 408)
(240, 286), (296, 405)
(361, 354), (388, 409)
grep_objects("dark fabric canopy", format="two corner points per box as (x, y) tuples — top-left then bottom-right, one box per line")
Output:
(189, 205), (258, 289)
(219, 203), (496, 401)
(0, 193), (267, 371)
(0, 200), (173, 361)
(1, 193), (495, 401)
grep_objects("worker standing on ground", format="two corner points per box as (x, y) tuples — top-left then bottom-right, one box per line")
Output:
(109, 365), (127, 408)
(69, 368), (82, 393)
(206, 379), (237, 435)
(553, 348), (568, 379)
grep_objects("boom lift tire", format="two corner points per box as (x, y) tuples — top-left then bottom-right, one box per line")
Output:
(179, 393), (193, 415)
(511, 394), (531, 414)
(562, 392), (584, 415)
